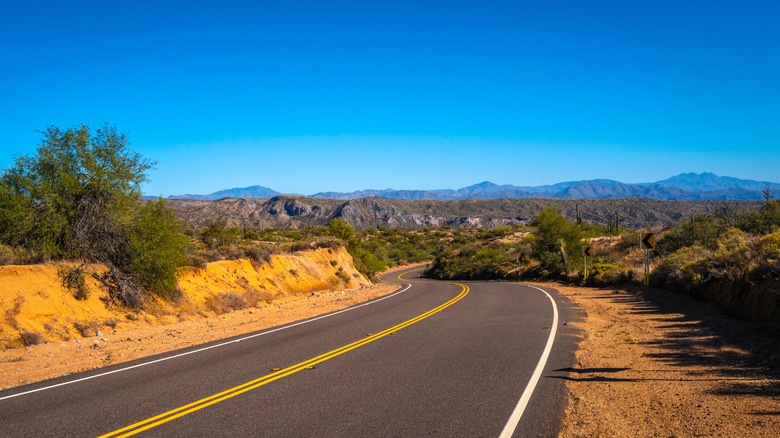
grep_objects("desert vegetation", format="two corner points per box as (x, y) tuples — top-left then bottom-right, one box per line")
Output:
(2, 125), (777, 323)
(0, 125), (189, 307)
(184, 217), (451, 281)
(425, 198), (780, 320)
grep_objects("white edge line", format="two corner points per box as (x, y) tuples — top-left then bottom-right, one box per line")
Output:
(0, 274), (415, 402)
(499, 284), (560, 438)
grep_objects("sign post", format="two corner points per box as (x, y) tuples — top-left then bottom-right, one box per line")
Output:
(639, 232), (655, 285)
(582, 246), (591, 280)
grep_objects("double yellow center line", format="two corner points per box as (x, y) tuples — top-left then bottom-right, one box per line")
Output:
(100, 273), (468, 437)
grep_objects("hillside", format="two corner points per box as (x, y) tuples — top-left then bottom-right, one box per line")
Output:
(166, 195), (764, 230)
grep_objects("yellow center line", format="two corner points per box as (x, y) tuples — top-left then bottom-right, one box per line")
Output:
(99, 269), (467, 438)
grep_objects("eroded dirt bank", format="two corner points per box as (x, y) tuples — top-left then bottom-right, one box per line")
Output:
(532, 281), (780, 437)
(0, 247), (368, 350)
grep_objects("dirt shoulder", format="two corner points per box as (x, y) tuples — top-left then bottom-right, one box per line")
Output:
(528, 281), (780, 437)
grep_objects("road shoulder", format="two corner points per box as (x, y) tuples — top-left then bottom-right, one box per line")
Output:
(526, 281), (780, 437)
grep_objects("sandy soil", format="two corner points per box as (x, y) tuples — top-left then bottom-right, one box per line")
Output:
(531, 281), (780, 438)
(0, 282), (398, 390)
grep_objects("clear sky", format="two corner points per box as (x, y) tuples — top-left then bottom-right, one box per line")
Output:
(1, 0), (778, 196)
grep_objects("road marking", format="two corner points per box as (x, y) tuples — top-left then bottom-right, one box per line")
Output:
(99, 280), (468, 438)
(0, 267), (422, 403)
(499, 284), (560, 438)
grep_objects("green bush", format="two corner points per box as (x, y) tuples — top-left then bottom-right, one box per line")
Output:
(587, 262), (634, 286)
(0, 125), (191, 306)
(531, 206), (584, 276)
(656, 215), (718, 255)
(200, 218), (240, 249)
(126, 199), (189, 298)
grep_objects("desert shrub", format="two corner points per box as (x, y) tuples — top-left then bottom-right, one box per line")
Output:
(427, 242), (516, 280)
(73, 321), (101, 337)
(327, 275), (341, 287)
(335, 269), (352, 286)
(200, 218), (240, 249)
(656, 215), (718, 255)
(125, 198), (189, 298)
(711, 228), (754, 279)
(19, 331), (45, 346)
(587, 262), (634, 286)
(760, 231), (780, 255)
(288, 241), (311, 252)
(614, 231), (641, 252)
(651, 245), (712, 291)
(328, 219), (355, 241)
(243, 244), (273, 266)
(59, 265), (89, 300)
(312, 236), (344, 249)
(531, 206), (584, 276)
(190, 256), (208, 270)
(206, 292), (249, 314)
(735, 200), (780, 234)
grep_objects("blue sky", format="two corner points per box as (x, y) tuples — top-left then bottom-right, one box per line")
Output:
(1, 0), (778, 196)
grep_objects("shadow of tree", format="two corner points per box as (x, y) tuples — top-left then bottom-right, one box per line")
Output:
(570, 284), (780, 400)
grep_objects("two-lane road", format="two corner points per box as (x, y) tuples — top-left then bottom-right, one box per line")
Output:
(0, 266), (582, 437)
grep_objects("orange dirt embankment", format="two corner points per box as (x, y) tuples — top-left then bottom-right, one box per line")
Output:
(0, 247), (369, 350)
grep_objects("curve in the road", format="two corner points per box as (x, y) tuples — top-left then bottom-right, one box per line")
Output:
(99, 270), (469, 438)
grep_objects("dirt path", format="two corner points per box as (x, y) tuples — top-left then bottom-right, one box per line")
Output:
(531, 281), (780, 438)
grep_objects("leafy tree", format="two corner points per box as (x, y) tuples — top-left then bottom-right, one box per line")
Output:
(0, 125), (152, 261)
(531, 206), (584, 275)
(0, 125), (188, 306)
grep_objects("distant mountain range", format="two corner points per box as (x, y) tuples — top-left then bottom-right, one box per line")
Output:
(161, 173), (780, 202)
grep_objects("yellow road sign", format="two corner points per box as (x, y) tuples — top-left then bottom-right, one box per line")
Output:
(640, 232), (655, 250)
(582, 246), (592, 257)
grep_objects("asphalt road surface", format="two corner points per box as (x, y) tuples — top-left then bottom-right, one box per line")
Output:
(0, 266), (582, 437)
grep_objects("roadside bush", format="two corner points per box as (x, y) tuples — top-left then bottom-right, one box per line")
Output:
(760, 231), (780, 255)
(19, 330), (45, 346)
(126, 199), (190, 298)
(0, 125), (190, 308)
(334, 269), (351, 286)
(651, 245), (712, 291)
(243, 244), (274, 266)
(531, 206), (584, 276)
(656, 214), (718, 256)
(206, 292), (249, 314)
(586, 262), (634, 286)
(59, 265), (89, 300)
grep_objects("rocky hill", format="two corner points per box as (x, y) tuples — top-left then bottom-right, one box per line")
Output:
(167, 195), (764, 230)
